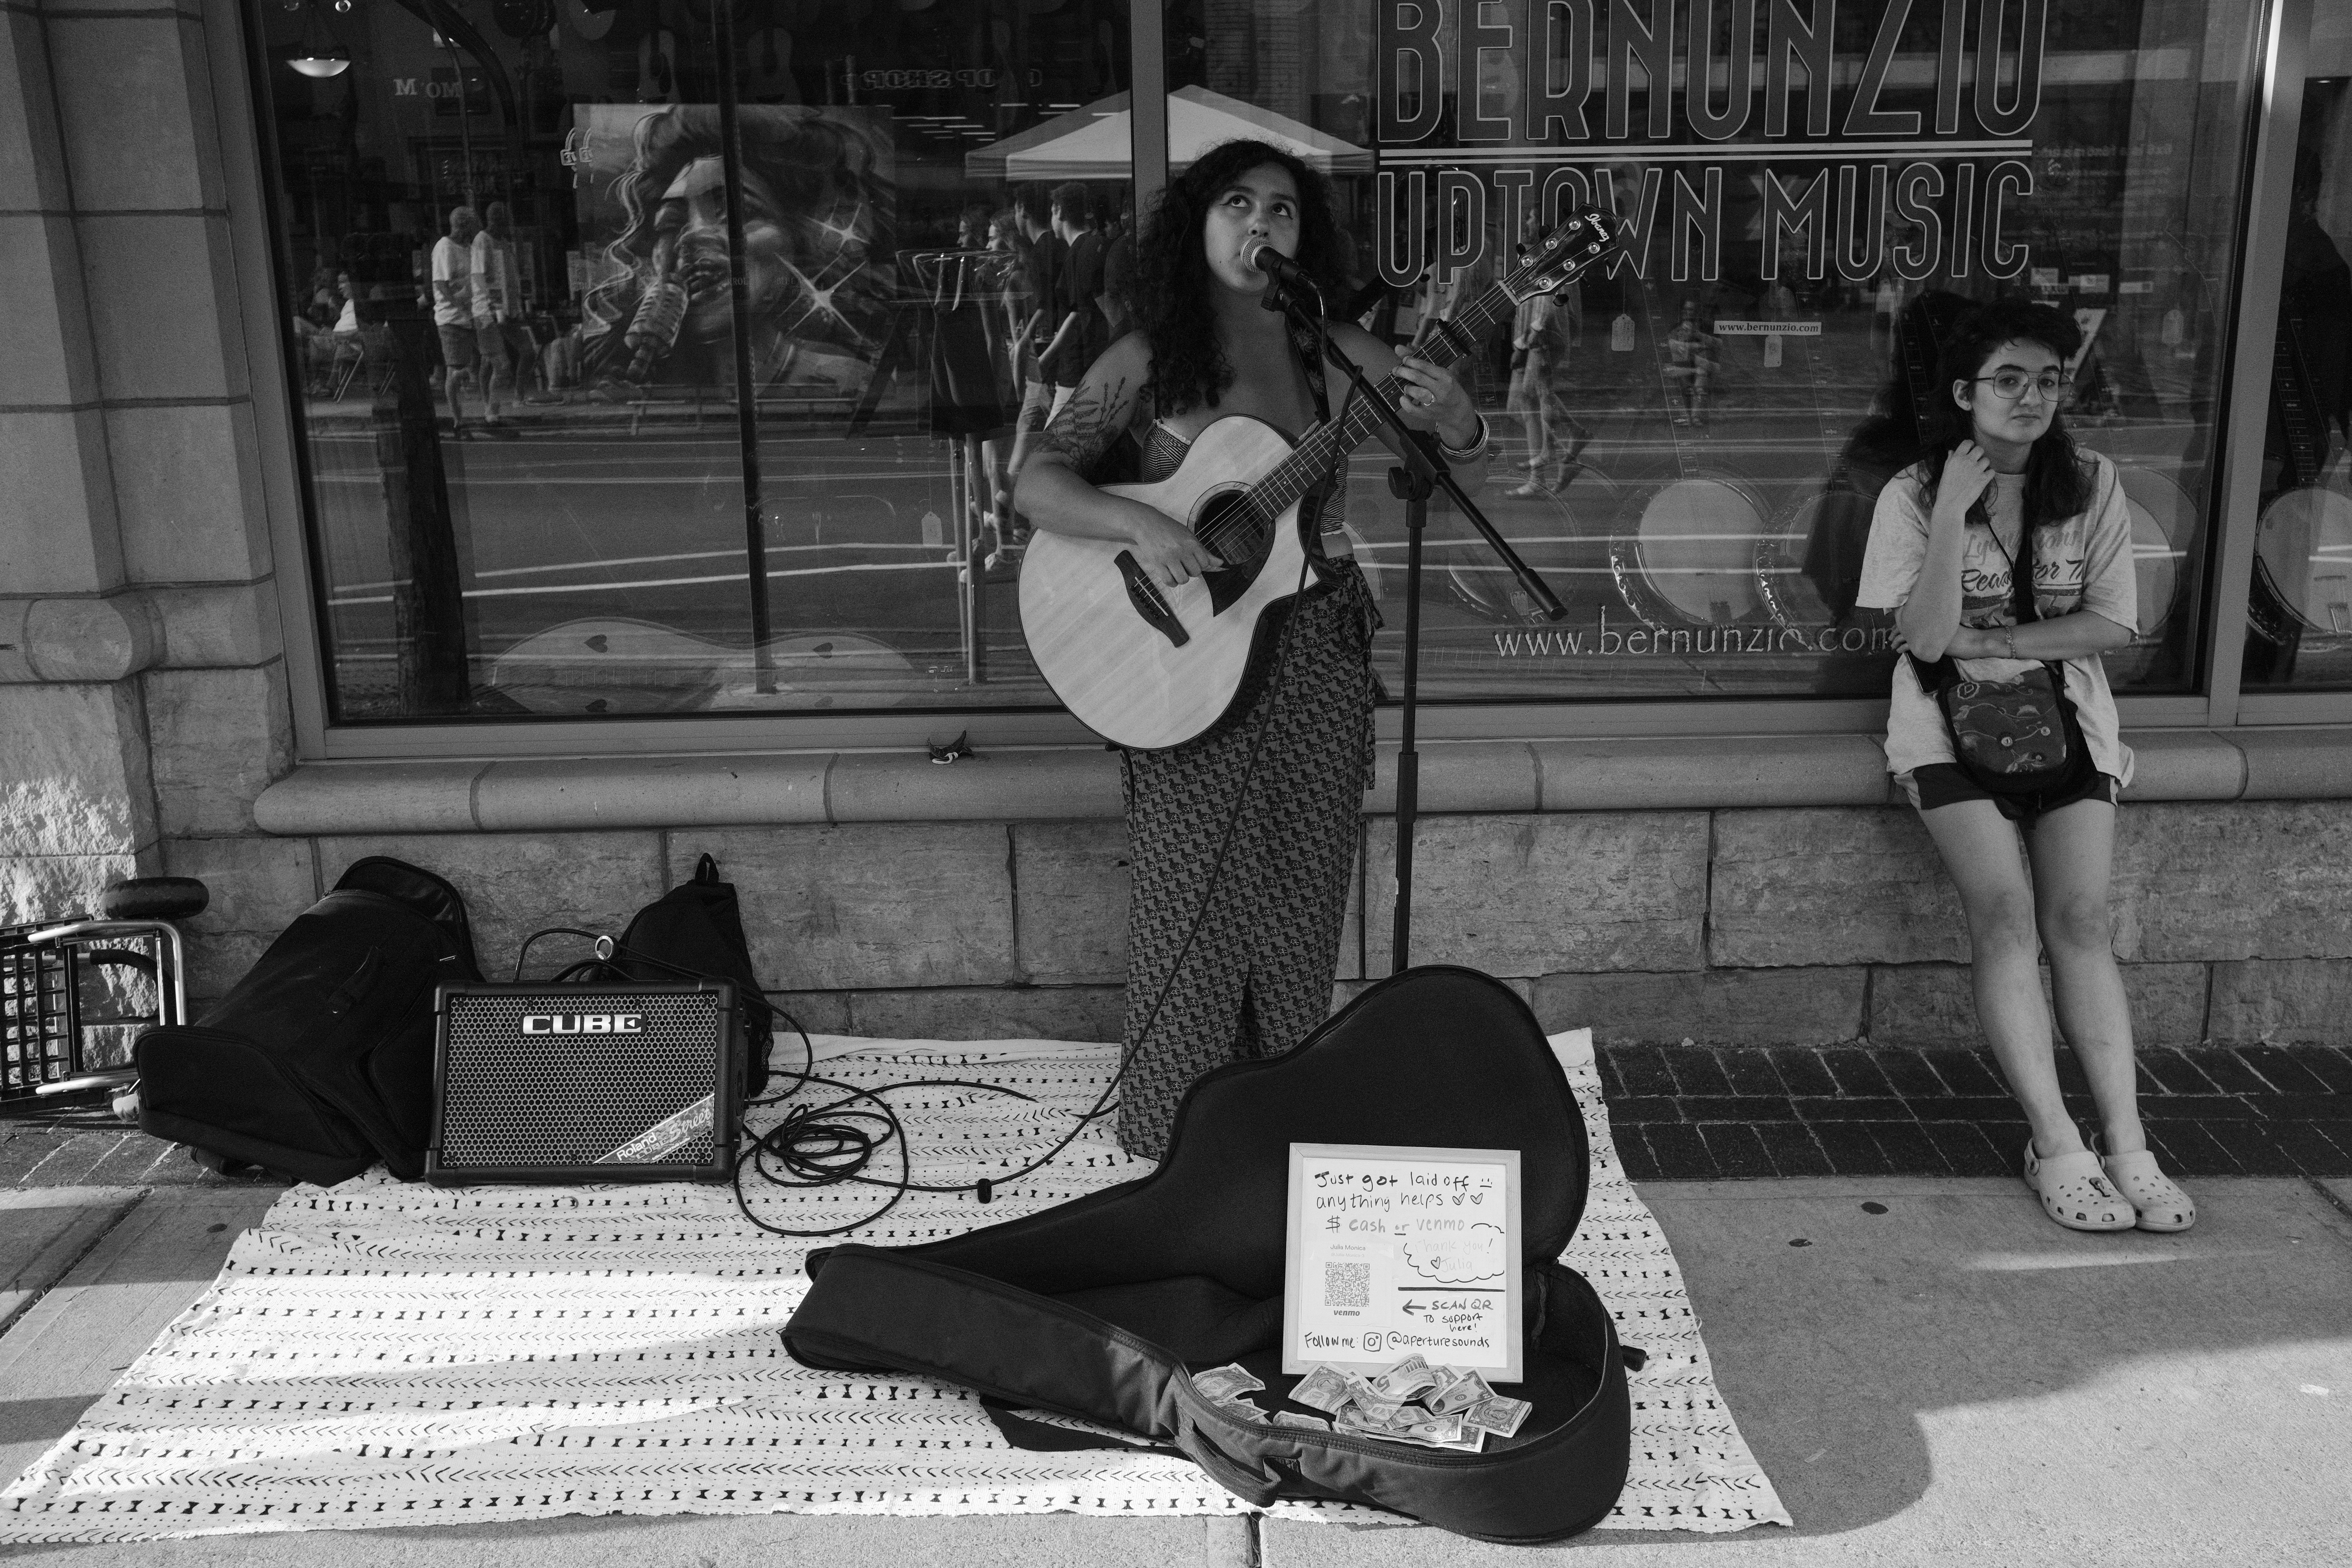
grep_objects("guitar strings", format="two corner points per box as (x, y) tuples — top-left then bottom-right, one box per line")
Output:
(1193, 365), (1434, 563)
(1174, 218), (1609, 568)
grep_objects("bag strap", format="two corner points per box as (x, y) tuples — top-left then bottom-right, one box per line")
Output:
(1287, 316), (1333, 426)
(1911, 483), (2054, 692)
(695, 852), (721, 885)
(2011, 513), (2040, 624)
(1286, 316), (1341, 564)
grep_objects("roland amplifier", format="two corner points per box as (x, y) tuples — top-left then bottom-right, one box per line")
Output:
(427, 982), (741, 1185)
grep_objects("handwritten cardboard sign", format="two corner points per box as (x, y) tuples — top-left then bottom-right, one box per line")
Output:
(1281, 1143), (1523, 1383)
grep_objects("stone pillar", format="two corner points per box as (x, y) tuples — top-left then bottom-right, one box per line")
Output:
(1, 0), (154, 920)
(2, 0), (302, 992)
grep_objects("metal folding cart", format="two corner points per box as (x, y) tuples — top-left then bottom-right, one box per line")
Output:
(1, 878), (207, 1113)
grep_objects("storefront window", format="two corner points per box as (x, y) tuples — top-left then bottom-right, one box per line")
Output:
(1336, 0), (2269, 702)
(256, 0), (2273, 727)
(2243, 5), (2352, 691)
(252, 0), (1129, 721)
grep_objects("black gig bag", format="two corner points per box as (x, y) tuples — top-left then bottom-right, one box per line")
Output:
(138, 857), (483, 1184)
(781, 968), (1631, 1543)
(606, 853), (770, 1099)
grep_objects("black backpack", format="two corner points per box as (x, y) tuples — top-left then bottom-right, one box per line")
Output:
(601, 853), (771, 1100)
(137, 857), (482, 1184)
(782, 967), (1632, 1542)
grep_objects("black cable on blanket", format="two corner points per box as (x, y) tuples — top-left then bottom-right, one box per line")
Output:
(506, 555), (1320, 1237)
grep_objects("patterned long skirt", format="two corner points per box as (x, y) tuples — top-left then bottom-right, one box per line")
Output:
(1114, 561), (1379, 1159)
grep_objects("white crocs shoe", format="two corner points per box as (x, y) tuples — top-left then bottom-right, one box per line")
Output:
(2101, 1149), (2196, 1232)
(2022, 1141), (2136, 1232)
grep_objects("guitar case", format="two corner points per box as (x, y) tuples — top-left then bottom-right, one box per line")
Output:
(781, 967), (1632, 1543)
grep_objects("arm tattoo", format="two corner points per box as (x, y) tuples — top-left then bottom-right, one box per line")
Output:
(1035, 374), (1147, 480)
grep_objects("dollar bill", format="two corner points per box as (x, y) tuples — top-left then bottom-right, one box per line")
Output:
(1272, 1411), (1332, 1432)
(1289, 1364), (1355, 1414)
(1328, 1408), (1484, 1452)
(1350, 1393), (1410, 1426)
(1428, 1369), (1495, 1415)
(1215, 1396), (1268, 1423)
(1369, 1354), (1441, 1401)
(1462, 1394), (1532, 1439)
(1396, 1412), (1468, 1446)
(1191, 1364), (1265, 1402)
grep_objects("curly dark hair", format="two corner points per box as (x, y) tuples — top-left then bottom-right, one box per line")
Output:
(588, 104), (892, 358)
(1920, 297), (2092, 529)
(1122, 140), (1349, 416)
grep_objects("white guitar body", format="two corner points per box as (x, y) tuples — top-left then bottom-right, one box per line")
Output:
(1018, 415), (1314, 751)
(1015, 208), (1623, 751)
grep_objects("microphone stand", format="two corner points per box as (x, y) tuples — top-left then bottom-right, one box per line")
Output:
(1262, 273), (1568, 973)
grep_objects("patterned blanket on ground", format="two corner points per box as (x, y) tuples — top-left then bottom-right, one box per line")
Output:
(0, 1028), (1789, 1541)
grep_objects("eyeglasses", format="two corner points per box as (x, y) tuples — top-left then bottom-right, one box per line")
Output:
(1972, 370), (2073, 401)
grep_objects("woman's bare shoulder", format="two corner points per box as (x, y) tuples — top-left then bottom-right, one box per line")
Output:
(1097, 330), (1155, 378)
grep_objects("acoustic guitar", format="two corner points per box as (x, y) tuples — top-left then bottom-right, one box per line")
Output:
(1017, 209), (1621, 750)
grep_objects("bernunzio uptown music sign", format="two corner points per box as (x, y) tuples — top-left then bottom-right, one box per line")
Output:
(1374, 0), (2063, 287)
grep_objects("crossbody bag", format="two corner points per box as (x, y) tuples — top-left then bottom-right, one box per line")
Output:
(1906, 513), (2093, 797)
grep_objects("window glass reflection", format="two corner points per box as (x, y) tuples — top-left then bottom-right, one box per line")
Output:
(2245, 12), (2352, 690)
(255, 0), (1128, 721)
(1180, 0), (2263, 704)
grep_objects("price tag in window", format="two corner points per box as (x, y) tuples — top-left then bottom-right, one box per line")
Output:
(1282, 1143), (1524, 1381)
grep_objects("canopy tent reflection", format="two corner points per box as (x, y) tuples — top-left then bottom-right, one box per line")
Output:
(963, 85), (1372, 182)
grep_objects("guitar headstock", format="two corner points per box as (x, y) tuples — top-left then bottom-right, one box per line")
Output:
(1504, 209), (1623, 303)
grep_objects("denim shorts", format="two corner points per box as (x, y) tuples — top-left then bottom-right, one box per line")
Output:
(1899, 763), (2117, 823)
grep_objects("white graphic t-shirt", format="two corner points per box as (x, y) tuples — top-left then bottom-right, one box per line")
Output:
(1856, 452), (2138, 786)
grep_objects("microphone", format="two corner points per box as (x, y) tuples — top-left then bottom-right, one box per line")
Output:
(1244, 240), (1319, 297)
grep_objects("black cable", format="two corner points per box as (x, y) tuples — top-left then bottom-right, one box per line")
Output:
(833, 543), (1326, 1206)
(511, 926), (607, 982)
(501, 548), (1321, 1238)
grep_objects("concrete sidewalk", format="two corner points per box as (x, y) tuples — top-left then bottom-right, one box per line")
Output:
(0, 1175), (2345, 1566)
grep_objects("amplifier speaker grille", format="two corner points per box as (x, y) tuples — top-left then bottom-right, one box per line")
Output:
(432, 985), (737, 1181)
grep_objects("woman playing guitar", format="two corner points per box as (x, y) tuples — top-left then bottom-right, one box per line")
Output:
(1015, 139), (1490, 1159)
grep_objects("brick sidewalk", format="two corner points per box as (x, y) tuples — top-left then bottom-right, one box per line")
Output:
(5, 1042), (2347, 1188)
(1603, 1043), (2352, 1181)
(0, 1111), (281, 1189)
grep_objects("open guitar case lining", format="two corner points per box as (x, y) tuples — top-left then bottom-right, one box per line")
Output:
(782, 967), (1632, 1543)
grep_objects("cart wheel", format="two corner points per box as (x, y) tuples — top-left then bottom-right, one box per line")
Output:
(100, 877), (208, 922)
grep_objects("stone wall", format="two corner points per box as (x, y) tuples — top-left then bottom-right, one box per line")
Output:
(1, 0), (294, 930)
(157, 801), (2352, 1050)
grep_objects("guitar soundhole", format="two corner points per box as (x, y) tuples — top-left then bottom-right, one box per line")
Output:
(1197, 489), (1268, 614)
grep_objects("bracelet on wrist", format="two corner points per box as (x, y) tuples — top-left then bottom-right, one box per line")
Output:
(1436, 411), (1490, 464)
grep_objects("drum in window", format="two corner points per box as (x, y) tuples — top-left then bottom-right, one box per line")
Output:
(2102, 465), (2198, 684)
(1446, 465), (1623, 624)
(1608, 473), (1775, 629)
(1753, 485), (1878, 633)
(2249, 483), (2352, 644)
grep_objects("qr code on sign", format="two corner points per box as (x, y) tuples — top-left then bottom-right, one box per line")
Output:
(1322, 1260), (1369, 1309)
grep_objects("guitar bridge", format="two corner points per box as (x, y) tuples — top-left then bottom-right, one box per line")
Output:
(1115, 551), (1190, 646)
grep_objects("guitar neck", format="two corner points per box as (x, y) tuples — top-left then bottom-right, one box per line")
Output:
(1252, 283), (1518, 520)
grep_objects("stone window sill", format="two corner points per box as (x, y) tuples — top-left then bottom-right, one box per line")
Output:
(247, 728), (2352, 836)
